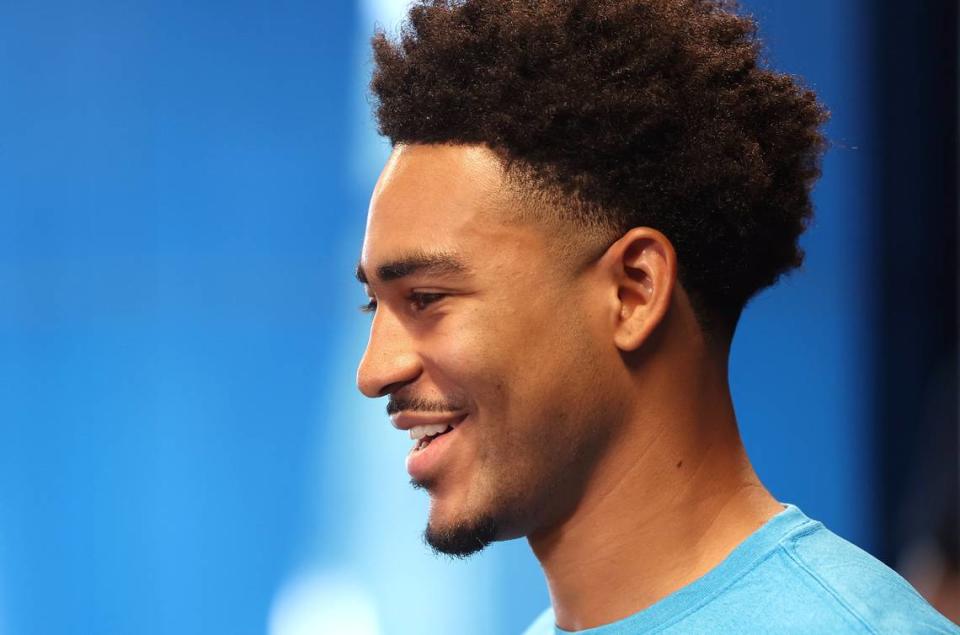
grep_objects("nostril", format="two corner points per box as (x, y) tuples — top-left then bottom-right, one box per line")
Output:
(356, 363), (418, 399)
(378, 379), (414, 399)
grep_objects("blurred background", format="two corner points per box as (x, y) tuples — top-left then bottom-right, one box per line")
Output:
(0, 0), (956, 633)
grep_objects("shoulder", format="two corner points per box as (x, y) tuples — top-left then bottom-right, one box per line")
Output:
(517, 514), (958, 635)
(767, 521), (959, 634)
(659, 515), (958, 634)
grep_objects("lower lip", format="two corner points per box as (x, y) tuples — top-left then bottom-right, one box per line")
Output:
(405, 415), (468, 482)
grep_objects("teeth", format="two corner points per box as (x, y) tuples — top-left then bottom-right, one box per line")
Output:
(408, 422), (452, 440)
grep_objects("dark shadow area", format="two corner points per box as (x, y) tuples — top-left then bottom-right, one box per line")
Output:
(871, 0), (959, 622)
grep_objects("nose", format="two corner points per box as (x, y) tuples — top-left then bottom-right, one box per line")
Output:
(356, 309), (421, 398)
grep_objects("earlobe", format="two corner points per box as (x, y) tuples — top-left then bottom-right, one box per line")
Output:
(608, 228), (676, 352)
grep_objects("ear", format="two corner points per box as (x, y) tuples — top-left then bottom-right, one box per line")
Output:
(601, 227), (677, 352)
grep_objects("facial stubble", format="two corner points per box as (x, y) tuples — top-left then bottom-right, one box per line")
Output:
(411, 477), (499, 558)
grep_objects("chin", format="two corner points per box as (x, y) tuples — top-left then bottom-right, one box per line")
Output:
(423, 512), (499, 558)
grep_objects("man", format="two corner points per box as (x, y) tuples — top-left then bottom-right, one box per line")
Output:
(354, 0), (959, 632)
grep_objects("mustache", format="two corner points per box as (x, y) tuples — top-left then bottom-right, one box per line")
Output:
(386, 395), (465, 416)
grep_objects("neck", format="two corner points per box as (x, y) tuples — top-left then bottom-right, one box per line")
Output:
(527, 345), (782, 631)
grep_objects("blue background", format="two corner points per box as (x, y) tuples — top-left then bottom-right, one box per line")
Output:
(0, 1), (919, 633)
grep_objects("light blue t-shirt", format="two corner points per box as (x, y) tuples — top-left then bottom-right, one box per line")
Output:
(522, 504), (958, 634)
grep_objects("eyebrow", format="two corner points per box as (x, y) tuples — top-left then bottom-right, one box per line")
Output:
(355, 250), (469, 285)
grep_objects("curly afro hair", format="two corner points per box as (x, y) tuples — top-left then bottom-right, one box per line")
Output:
(370, 0), (829, 340)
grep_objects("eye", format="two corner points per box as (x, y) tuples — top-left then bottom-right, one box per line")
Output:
(359, 298), (377, 314)
(408, 292), (446, 312)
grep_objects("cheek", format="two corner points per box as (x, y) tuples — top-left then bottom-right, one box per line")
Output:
(487, 319), (605, 452)
(425, 306), (520, 387)
(429, 294), (608, 453)
(512, 319), (616, 457)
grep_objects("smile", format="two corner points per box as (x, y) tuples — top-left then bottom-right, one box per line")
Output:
(398, 413), (469, 481)
(409, 419), (458, 450)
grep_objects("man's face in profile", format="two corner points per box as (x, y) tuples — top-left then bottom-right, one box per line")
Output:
(356, 144), (620, 557)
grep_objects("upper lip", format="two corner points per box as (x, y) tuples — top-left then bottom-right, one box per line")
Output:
(390, 411), (468, 431)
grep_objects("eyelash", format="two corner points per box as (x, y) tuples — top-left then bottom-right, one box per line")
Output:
(359, 292), (447, 314)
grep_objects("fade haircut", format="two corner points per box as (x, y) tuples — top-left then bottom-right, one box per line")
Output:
(370, 0), (829, 340)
